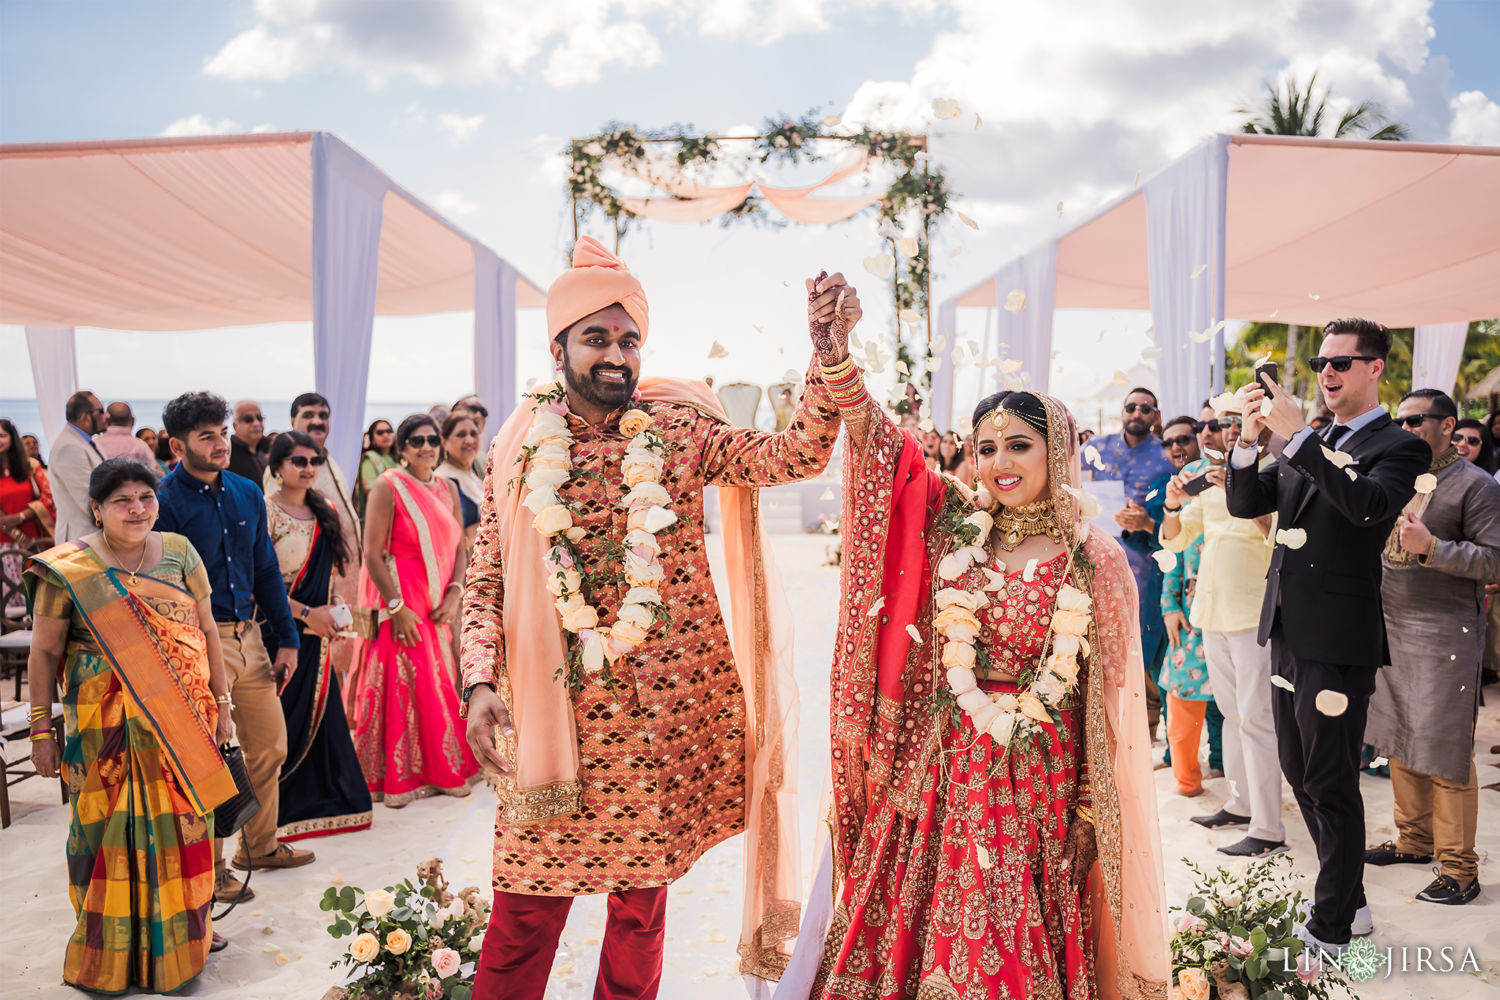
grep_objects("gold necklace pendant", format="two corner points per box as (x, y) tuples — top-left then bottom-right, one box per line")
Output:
(992, 497), (1061, 551)
(100, 532), (148, 587)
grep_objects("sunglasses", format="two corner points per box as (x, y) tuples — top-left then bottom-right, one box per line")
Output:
(1161, 434), (1196, 448)
(1124, 402), (1157, 415)
(1453, 433), (1483, 447)
(1398, 414), (1442, 428)
(1309, 354), (1378, 373)
(405, 434), (442, 449)
(373, 427), (394, 435)
(465, 405), (488, 418)
(238, 413), (264, 423)
(284, 454), (326, 469)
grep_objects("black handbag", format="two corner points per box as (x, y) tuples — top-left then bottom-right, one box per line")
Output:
(212, 743), (261, 838)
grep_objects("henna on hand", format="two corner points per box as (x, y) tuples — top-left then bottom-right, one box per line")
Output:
(808, 269), (839, 361)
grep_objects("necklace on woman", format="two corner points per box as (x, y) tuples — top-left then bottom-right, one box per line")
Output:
(100, 532), (149, 587)
(992, 496), (1064, 550)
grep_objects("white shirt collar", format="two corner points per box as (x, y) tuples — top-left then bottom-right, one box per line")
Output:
(1332, 404), (1386, 435)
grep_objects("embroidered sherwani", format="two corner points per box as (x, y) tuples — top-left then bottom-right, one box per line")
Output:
(462, 362), (841, 896)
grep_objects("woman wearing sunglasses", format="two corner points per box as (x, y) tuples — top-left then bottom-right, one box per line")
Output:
(353, 418), (399, 519)
(344, 414), (477, 807)
(263, 431), (373, 839)
(1452, 419), (1498, 475)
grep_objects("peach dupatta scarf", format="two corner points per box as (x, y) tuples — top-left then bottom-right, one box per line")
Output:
(483, 376), (801, 980)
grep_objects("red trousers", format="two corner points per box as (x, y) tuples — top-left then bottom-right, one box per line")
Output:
(471, 886), (668, 1000)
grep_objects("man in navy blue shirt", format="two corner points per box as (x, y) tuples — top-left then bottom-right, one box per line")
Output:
(157, 392), (315, 904)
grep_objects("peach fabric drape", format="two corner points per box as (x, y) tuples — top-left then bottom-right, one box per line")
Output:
(617, 154), (880, 225)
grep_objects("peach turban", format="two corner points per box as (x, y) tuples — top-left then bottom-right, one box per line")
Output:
(545, 236), (650, 341)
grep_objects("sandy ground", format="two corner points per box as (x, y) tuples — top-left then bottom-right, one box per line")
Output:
(4, 532), (1498, 999)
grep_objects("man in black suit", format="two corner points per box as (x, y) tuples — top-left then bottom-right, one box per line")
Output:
(1226, 317), (1429, 954)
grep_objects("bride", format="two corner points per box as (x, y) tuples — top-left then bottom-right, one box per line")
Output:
(784, 385), (1169, 1000)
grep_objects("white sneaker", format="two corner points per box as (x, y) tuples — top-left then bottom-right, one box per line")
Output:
(1294, 901), (1373, 937)
(1351, 904), (1374, 937)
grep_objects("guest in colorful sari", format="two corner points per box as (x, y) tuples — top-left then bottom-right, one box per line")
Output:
(24, 457), (239, 993)
(263, 431), (374, 839)
(785, 386), (1168, 1000)
(353, 419), (399, 519)
(345, 414), (477, 807)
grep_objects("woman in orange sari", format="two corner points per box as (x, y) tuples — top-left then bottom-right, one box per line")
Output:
(346, 414), (477, 806)
(784, 386), (1169, 1000)
(25, 457), (238, 993)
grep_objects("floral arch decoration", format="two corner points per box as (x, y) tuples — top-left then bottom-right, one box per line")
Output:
(566, 112), (960, 382)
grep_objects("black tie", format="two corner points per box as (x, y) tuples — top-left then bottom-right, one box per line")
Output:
(1325, 424), (1350, 449)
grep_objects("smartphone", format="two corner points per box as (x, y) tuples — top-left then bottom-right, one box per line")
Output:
(1255, 359), (1279, 389)
(1182, 473), (1216, 496)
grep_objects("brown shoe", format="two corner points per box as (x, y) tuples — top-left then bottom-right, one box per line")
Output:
(233, 842), (316, 872)
(214, 867), (255, 904)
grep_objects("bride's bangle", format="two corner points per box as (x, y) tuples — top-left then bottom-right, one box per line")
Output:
(1074, 803), (1096, 826)
(445, 582), (463, 595)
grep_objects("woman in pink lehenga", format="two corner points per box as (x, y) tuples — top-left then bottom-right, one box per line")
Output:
(346, 414), (477, 807)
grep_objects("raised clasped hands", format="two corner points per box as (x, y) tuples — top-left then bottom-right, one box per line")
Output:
(1396, 511), (1433, 555)
(805, 271), (862, 365)
(1241, 372), (1305, 442)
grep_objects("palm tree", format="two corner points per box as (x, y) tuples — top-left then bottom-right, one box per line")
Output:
(1234, 71), (1411, 394)
(1236, 71), (1411, 141)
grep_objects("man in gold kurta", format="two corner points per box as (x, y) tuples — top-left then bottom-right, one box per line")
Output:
(460, 237), (863, 999)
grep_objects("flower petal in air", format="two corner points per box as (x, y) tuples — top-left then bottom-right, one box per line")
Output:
(1275, 527), (1307, 550)
(1270, 675), (1295, 692)
(1152, 549), (1177, 572)
(1414, 473), (1437, 495)
(905, 624), (924, 644)
(1004, 289), (1026, 313)
(1314, 689), (1349, 717)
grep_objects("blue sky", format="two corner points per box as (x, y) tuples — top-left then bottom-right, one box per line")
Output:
(3, 0), (1497, 415)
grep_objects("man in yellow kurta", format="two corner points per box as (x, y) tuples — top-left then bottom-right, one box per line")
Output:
(459, 237), (863, 999)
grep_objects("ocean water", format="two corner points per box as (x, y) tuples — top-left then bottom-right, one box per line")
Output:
(0, 397), (443, 455)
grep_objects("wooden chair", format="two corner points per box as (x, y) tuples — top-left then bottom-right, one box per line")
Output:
(0, 547), (30, 700)
(0, 705), (66, 829)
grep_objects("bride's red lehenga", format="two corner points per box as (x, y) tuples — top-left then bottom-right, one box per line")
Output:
(807, 392), (1169, 1000)
(823, 551), (1094, 999)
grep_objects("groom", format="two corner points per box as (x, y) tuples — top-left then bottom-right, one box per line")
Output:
(460, 237), (862, 999)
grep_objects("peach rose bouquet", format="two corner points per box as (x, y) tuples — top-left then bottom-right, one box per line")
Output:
(323, 858), (492, 999)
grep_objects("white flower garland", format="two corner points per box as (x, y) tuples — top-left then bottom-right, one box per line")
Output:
(934, 505), (1094, 749)
(520, 383), (677, 678)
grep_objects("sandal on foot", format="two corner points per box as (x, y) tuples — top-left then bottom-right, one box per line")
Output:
(1190, 808), (1250, 830)
(1218, 836), (1288, 857)
(211, 932), (229, 953)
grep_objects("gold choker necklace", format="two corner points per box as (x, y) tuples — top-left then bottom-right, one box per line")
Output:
(993, 497), (1063, 550)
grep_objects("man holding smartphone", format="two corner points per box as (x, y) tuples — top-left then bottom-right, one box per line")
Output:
(1225, 319), (1429, 954)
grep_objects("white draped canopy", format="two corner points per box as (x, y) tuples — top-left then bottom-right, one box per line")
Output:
(933, 133), (1500, 427)
(0, 131), (545, 471)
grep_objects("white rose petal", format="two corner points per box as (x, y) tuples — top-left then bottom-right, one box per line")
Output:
(956, 688), (990, 713)
(1345, 467), (1358, 482)
(1275, 527), (1307, 550)
(1152, 549), (1177, 572)
(905, 624), (924, 644)
(946, 666), (979, 694)
(1321, 447), (1354, 469)
(1260, 396), (1274, 417)
(1314, 689), (1349, 717)
(642, 506), (678, 534)
(1004, 289), (1026, 313)
(1270, 675), (1295, 692)
(866, 596), (886, 618)
(1414, 473), (1437, 495)
(1022, 558), (1039, 582)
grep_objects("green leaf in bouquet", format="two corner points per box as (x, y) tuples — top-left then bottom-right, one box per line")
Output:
(1187, 896), (1208, 916)
(339, 886), (356, 910)
(1250, 926), (1267, 951)
(1263, 946), (1287, 971)
(1231, 923), (1249, 940)
(421, 885), (434, 898)
(451, 985), (473, 1000)
(1246, 955), (1267, 981)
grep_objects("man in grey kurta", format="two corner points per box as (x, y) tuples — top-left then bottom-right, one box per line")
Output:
(1364, 389), (1500, 906)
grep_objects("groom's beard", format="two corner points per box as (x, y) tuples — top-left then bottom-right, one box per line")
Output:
(562, 351), (638, 411)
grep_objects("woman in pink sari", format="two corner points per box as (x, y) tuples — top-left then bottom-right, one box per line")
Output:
(346, 414), (477, 806)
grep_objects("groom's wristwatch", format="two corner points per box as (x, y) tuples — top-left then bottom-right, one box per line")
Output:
(462, 682), (493, 705)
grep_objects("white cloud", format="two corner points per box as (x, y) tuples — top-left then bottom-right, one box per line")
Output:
(1448, 90), (1500, 145)
(838, 0), (1450, 234)
(543, 20), (663, 87)
(431, 191), (479, 217)
(160, 114), (243, 137)
(436, 112), (486, 142)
